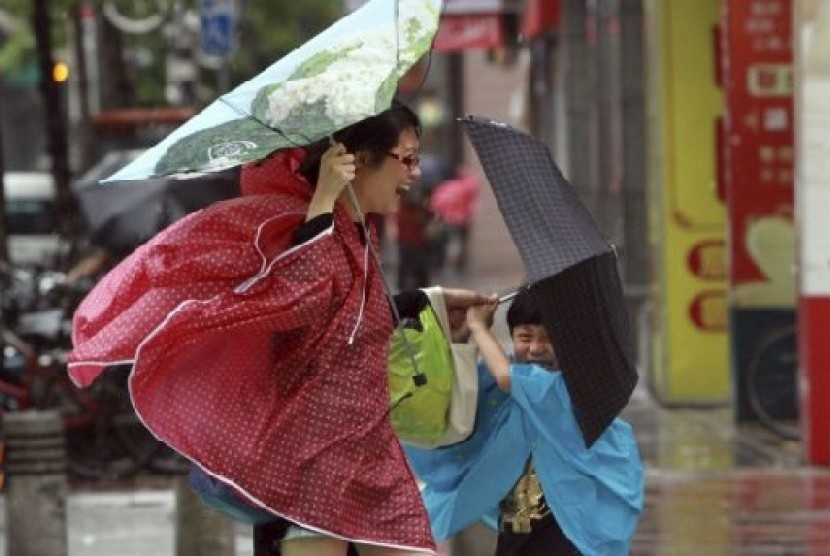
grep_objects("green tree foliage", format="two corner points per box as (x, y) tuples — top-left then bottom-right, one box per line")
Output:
(105, 0), (344, 105)
(230, 0), (344, 86)
(1, 0), (70, 81)
(2, 0), (344, 102)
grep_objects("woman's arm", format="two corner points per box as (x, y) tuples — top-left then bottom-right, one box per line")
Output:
(291, 213), (333, 245)
(306, 142), (354, 221)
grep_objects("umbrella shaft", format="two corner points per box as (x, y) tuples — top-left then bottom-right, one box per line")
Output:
(344, 183), (423, 382)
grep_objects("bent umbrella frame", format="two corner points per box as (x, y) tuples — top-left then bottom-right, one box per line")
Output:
(461, 115), (638, 447)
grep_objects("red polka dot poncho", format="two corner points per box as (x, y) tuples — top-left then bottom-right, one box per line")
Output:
(67, 150), (435, 553)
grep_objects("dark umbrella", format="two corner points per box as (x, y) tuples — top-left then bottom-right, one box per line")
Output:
(461, 115), (638, 447)
(71, 151), (239, 252)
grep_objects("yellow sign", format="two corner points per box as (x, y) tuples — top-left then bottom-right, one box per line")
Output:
(645, 0), (730, 404)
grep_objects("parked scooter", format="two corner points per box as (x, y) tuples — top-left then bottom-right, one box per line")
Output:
(0, 263), (166, 480)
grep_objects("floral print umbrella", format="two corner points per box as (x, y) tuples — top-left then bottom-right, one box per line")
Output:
(107, 0), (442, 182)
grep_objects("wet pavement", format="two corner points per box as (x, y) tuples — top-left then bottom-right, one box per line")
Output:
(1, 379), (827, 555)
(2, 247), (827, 554)
(624, 389), (830, 556)
(634, 468), (830, 555)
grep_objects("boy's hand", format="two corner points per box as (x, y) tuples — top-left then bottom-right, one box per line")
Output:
(442, 288), (494, 343)
(466, 299), (498, 331)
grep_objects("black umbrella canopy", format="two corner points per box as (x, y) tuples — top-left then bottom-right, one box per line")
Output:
(461, 116), (637, 447)
(72, 152), (239, 252)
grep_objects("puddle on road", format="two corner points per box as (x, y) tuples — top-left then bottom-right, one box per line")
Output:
(634, 470), (830, 555)
(623, 400), (829, 554)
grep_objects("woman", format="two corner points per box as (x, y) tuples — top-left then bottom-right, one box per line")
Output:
(68, 101), (487, 556)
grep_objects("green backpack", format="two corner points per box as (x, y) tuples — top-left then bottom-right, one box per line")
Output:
(388, 304), (454, 446)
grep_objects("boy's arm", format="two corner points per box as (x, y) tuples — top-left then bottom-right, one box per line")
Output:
(467, 301), (511, 392)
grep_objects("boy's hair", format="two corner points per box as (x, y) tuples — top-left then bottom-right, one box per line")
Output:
(506, 288), (544, 333)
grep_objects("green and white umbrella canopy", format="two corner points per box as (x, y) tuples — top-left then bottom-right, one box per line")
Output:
(108, 0), (442, 182)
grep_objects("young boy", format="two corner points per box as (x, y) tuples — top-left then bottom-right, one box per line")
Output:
(405, 288), (644, 555)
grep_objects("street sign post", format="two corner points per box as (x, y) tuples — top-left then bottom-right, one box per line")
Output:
(199, 0), (235, 57)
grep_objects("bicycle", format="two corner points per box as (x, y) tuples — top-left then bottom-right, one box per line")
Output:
(745, 324), (800, 441)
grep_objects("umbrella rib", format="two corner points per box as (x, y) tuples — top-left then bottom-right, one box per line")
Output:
(395, 0), (400, 70)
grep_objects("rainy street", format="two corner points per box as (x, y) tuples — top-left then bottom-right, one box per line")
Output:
(1, 384), (828, 555)
(1, 235), (828, 555)
(3, 0), (830, 555)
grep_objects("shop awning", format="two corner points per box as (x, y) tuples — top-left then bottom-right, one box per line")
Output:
(434, 13), (504, 51)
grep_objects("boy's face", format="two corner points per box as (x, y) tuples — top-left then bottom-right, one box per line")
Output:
(511, 324), (558, 370)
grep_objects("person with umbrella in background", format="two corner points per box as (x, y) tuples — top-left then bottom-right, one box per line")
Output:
(429, 163), (479, 275)
(66, 159), (240, 285)
(394, 153), (450, 291)
(405, 287), (644, 555)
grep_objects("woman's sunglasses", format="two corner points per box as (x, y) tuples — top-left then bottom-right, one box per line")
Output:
(386, 152), (420, 170)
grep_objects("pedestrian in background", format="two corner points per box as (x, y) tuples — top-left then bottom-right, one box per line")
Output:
(396, 181), (436, 290)
(429, 164), (479, 274)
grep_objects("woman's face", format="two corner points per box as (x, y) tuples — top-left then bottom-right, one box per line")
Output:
(351, 127), (421, 215)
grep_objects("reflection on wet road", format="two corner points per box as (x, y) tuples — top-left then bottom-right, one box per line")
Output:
(625, 392), (830, 555)
(634, 470), (830, 555)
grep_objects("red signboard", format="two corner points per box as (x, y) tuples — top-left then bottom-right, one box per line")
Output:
(521, 0), (561, 39)
(800, 298), (830, 465)
(722, 0), (794, 306)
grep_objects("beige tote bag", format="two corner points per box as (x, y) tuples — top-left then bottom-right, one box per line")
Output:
(415, 286), (479, 448)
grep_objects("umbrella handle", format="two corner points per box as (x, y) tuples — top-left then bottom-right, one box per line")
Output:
(497, 282), (528, 304)
(343, 180), (426, 387)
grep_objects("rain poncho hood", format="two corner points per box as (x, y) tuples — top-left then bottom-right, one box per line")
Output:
(68, 151), (435, 553)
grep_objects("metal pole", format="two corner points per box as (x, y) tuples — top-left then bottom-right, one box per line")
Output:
(218, 59), (230, 93)
(619, 0), (648, 287)
(596, 0), (622, 241)
(33, 0), (73, 237)
(619, 0), (649, 364)
(174, 476), (235, 556)
(562, 0), (599, 218)
(72, 3), (96, 173)
(447, 52), (465, 167)
(0, 92), (9, 263)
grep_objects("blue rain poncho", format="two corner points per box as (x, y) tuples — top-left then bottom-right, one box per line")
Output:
(405, 361), (645, 556)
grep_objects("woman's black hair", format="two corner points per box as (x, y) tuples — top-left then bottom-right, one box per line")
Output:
(298, 99), (421, 186)
(506, 287), (544, 333)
